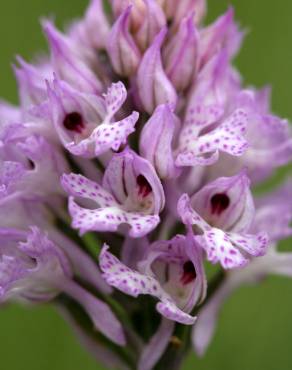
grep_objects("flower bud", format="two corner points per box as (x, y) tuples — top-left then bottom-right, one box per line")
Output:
(137, 28), (177, 114)
(107, 6), (141, 77)
(42, 20), (103, 94)
(164, 15), (199, 92)
(135, 0), (166, 51)
(158, 0), (207, 26)
(111, 0), (147, 31)
(199, 7), (244, 68)
(13, 57), (50, 107)
(68, 0), (110, 50)
(140, 104), (180, 179)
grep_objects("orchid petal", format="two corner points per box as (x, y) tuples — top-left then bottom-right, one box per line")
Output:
(68, 0), (110, 50)
(62, 151), (164, 238)
(107, 6), (141, 76)
(139, 104), (180, 179)
(199, 7), (244, 67)
(135, 0), (166, 51)
(190, 171), (254, 232)
(137, 28), (177, 114)
(178, 193), (268, 269)
(176, 108), (248, 167)
(100, 245), (196, 324)
(48, 79), (138, 157)
(43, 20), (103, 94)
(164, 15), (199, 91)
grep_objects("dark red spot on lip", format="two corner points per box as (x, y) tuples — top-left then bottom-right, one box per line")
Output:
(28, 159), (35, 170)
(137, 175), (152, 198)
(63, 112), (84, 133)
(181, 261), (197, 285)
(210, 193), (230, 215)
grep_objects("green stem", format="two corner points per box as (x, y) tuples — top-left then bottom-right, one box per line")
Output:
(82, 232), (101, 258)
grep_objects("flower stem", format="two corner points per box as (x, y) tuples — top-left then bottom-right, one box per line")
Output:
(82, 232), (101, 257)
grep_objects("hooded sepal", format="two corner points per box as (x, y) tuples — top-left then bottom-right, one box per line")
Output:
(199, 7), (244, 67)
(164, 14), (199, 92)
(43, 20), (103, 94)
(68, 0), (110, 50)
(137, 28), (177, 114)
(139, 104), (180, 179)
(107, 6), (142, 77)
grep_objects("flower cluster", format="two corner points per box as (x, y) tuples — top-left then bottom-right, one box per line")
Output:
(1, 1), (292, 369)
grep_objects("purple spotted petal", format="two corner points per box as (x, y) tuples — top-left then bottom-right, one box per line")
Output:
(178, 193), (268, 269)
(62, 149), (164, 237)
(156, 300), (196, 324)
(206, 89), (292, 183)
(89, 111), (139, 155)
(176, 51), (247, 167)
(202, 228), (267, 269)
(100, 245), (196, 324)
(61, 173), (119, 208)
(176, 108), (248, 167)
(48, 79), (138, 157)
(67, 197), (160, 238)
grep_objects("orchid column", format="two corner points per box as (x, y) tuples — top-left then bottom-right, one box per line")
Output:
(1, 1), (292, 370)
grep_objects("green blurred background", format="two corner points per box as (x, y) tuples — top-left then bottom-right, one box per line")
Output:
(1, 1), (292, 369)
